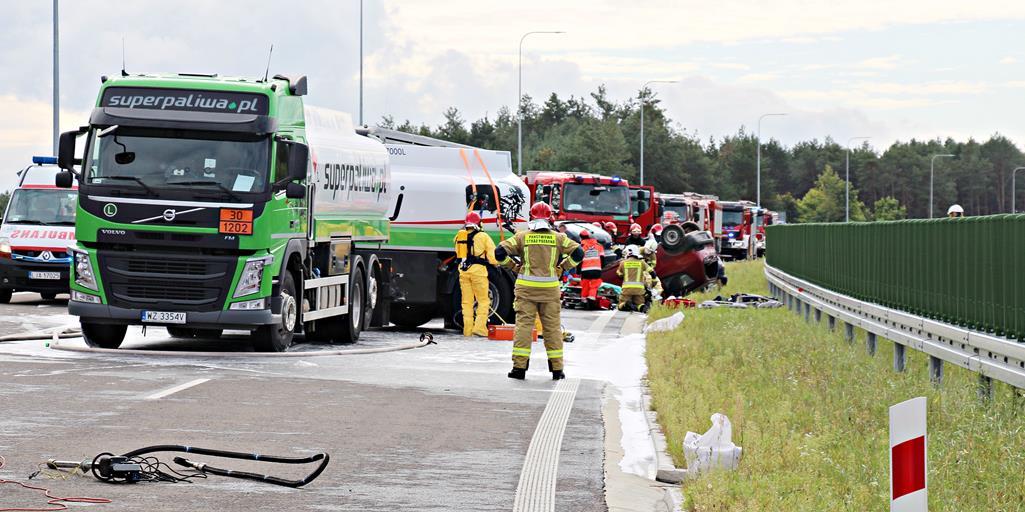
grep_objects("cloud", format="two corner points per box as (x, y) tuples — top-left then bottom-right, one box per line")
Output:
(738, 73), (779, 83)
(1000, 56), (1018, 64)
(0, 95), (91, 190)
(856, 55), (902, 70)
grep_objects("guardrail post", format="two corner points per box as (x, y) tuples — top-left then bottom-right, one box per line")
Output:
(827, 315), (836, 332)
(866, 332), (877, 356)
(978, 375), (993, 401)
(894, 343), (906, 372)
(814, 309), (822, 323)
(804, 303), (810, 322)
(929, 356), (944, 385)
(844, 322), (854, 344)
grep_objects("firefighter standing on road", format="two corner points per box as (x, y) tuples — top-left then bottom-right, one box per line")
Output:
(578, 230), (605, 310)
(617, 245), (654, 313)
(454, 211), (497, 337)
(496, 202), (582, 380)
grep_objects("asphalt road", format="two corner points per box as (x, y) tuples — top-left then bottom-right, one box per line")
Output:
(0, 293), (648, 511)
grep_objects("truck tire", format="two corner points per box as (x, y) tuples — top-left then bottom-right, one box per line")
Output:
(253, 272), (298, 352)
(390, 304), (436, 329)
(450, 270), (515, 329)
(0, 289), (11, 304)
(81, 322), (126, 349)
(333, 265), (367, 343)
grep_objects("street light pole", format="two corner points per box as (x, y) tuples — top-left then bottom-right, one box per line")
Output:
(845, 136), (870, 222)
(1013, 166), (1025, 213)
(517, 30), (564, 176)
(639, 79), (677, 186)
(52, 0), (59, 155)
(929, 153), (955, 218)
(755, 113), (786, 209)
(359, 0), (363, 126)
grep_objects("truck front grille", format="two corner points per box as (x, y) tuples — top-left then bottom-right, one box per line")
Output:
(98, 251), (235, 311)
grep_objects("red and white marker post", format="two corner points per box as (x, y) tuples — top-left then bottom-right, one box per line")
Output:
(890, 397), (927, 511)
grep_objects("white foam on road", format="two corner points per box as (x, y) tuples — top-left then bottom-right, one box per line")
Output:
(566, 330), (657, 480)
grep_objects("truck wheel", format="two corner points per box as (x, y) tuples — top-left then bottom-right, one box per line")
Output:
(0, 289), (11, 304)
(81, 322), (126, 349)
(332, 265), (367, 343)
(40, 292), (58, 301)
(253, 272), (297, 352)
(390, 304), (436, 329)
(450, 271), (514, 329)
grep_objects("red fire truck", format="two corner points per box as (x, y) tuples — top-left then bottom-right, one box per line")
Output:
(524, 171), (658, 241)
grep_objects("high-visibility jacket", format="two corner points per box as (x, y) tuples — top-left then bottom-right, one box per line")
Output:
(580, 239), (604, 272)
(497, 228), (581, 290)
(617, 257), (652, 290)
(454, 228), (497, 272)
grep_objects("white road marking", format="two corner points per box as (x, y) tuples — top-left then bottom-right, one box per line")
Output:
(512, 377), (580, 512)
(144, 378), (210, 400)
(586, 309), (616, 335)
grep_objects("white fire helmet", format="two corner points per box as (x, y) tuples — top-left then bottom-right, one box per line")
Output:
(947, 204), (964, 216)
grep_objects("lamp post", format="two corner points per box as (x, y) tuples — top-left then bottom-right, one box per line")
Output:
(358, 0), (363, 126)
(517, 30), (565, 176)
(929, 154), (955, 218)
(52, 0), (59, 155)
(1013, 166), (1025, 213)
(756, 113), (786, 209)
(639, 80), (677, 186)
(845, 136), (870, 222)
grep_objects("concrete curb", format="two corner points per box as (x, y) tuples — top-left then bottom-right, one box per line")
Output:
(642, 389), (689, 484)
(48, 339), (431, 358)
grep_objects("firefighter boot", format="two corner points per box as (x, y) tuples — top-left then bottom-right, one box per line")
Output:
(549, 360), (565, 380)
(508, 367), (527, 380)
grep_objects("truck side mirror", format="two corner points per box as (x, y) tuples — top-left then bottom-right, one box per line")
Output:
(55, 171), (74, 188)
(287, 142), (309, 182)
(57, 130), (78, 170)
(285, 182), (306, 199)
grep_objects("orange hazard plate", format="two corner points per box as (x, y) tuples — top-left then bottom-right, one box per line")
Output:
(219, 220), (253, 235)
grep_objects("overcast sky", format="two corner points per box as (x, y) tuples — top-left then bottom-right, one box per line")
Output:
(2, 0), (1024, 190)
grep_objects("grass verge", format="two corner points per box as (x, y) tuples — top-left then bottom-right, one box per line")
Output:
(647, 259), (1025, 511)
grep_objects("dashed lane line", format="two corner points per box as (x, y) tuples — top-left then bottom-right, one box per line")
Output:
(512, 377), (581, 512)
(143, 378), (211, 400)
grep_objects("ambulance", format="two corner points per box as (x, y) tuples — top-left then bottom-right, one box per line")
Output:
(0, 156), (77, 302)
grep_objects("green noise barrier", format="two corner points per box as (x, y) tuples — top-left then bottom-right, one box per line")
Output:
(766, 215), (1025, 342)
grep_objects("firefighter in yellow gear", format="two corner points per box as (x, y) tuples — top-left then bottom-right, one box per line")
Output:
(454, 211), (498, 337)
(496, 202), (582, 380)
(617, 245), (654, 312)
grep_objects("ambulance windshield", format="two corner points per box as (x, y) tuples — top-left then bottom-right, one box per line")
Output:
(4, 189), (77, 225)
(84, 127), (271, 198)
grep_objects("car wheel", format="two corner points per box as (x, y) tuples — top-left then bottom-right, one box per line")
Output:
(0, 289), (12, 304)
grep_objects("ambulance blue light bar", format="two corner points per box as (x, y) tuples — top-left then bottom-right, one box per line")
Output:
(32, 156), (58, 165)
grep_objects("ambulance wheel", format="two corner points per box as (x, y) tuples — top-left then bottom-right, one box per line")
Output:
(334, 265), (367, 343)
(40, 292), (57, 301)
(390, 304), (436, 329)
(253, 272), (297, 352)
(0, 289), (11, 304)
(81, 322), (126, 349)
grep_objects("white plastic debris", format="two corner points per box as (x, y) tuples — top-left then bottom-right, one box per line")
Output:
(682, 413), (742, 475)
(644, 312), (684, 333)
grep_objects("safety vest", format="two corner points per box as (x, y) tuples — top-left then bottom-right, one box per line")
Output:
(621, 259), (646, 290)
(581, 239), (603, 272)
(498, 229), (580, 288)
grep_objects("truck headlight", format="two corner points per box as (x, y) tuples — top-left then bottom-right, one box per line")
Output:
(234, 256), (273, 298)
(72, 250), (97, 290)
(229, 297), (268, 310)
(0, 238), (10, 258)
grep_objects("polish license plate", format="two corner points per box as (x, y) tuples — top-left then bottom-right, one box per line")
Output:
(141, 311), (187, 324)
(28, 271), (61, 280)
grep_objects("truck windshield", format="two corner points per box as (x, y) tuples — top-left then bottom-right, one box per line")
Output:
(663, 204), (688, 219)
(4, 189), (77, 225)
(722, 209), (744, 228)
(85, 128), (270, 198)
(562, 184), (630, 215)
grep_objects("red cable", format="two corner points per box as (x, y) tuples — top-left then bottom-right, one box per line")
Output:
(0, 456), (111, 512)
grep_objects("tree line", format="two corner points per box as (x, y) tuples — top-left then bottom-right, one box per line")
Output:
(381, 86), (1025, 222)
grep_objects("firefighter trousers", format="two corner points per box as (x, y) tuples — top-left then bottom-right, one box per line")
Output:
(512, 299), (563, 371)
(459, 268), (490, 336)
(619, 288), (646, 310)
(580, 278), (602, 301)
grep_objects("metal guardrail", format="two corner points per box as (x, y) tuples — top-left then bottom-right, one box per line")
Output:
(765, 264), (1025, 395)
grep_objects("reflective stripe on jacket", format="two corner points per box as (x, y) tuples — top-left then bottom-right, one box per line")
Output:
(617, 258), (650, 290)
(498, 229), (581, 288)
(580, 239), (604, 272)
